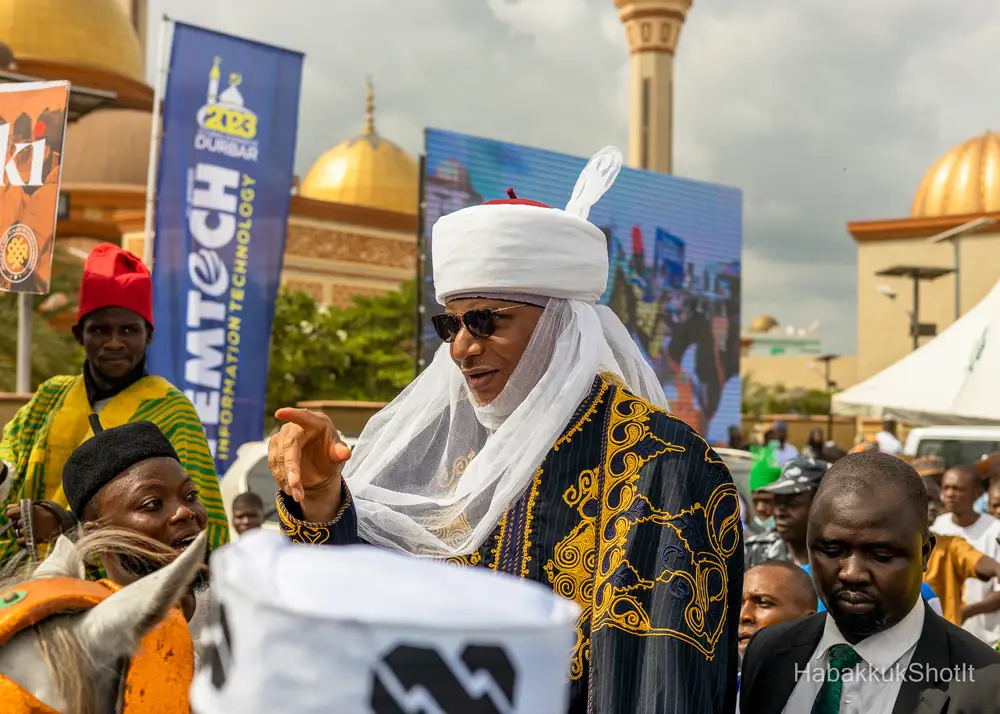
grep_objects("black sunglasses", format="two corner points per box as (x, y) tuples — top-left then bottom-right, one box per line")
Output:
(431, 304), (528, 343)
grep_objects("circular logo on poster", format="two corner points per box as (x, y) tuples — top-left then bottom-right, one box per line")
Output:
(0, 224), (38, 284)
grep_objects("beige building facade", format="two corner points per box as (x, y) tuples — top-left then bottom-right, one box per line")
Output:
(742, 354), (858, 394)
(850, 131), (1000, 382)
(747, 130), (1000, 392)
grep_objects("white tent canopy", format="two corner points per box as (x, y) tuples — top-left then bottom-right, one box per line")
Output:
(833, 280), (1000, 425)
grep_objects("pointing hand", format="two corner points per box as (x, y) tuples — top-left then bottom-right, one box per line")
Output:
(268, 408), (352, 504)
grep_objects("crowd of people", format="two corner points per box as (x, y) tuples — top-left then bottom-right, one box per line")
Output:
(728, 415), (903, 468)
(736, 423), (1000, 712)
(1, 148), (1000, 712)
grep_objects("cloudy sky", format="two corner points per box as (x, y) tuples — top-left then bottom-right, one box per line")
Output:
(147, 0), (1000, 354)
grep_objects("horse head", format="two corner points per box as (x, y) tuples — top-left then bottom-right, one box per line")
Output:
(0, 529), (207, 714)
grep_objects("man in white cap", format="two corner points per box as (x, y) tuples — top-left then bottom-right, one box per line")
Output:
(268, 148), (742, 713)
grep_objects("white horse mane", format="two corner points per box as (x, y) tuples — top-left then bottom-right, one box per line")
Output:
(0, 529), (207, 714)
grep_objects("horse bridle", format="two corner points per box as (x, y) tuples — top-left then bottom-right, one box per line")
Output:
(20, 498), (37, 561)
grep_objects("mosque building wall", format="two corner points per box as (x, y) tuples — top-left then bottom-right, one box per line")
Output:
(741, 354), (858, 394)
(282, 214), (416, 308)
(852, 228), (1000, 382)
(741, 131), (1000, 394)
(855, 236), (958, 381)
(849, 127), (1000, 385)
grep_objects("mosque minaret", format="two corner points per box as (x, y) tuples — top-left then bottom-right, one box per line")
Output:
(613, 0), (692, 174)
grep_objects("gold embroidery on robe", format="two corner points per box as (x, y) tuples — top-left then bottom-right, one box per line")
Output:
(544, 466), (600, 680)
(439, 450), (476, 489)
(519, 468), (544, 578)
(545, 385), (741, 678)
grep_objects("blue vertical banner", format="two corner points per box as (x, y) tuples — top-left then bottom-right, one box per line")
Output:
(149, 22), (303, 476)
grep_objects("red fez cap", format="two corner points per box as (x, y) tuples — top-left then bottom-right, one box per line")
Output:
(482, 187), (551, 209)
(77, 243), (154, 327)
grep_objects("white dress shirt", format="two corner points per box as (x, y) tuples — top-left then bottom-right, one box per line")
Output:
(781, 599), (925, 714)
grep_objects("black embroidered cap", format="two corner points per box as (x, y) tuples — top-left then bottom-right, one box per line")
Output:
(63, 414), (181, 519)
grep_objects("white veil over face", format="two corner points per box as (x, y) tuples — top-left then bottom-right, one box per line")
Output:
(342, 148), (669, 558)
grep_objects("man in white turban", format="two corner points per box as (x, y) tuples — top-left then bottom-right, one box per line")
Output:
(268, 148), (742, 714)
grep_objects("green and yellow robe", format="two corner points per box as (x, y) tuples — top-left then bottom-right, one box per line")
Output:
(277, 373), (743, 714)
(0, 374), (230, 564)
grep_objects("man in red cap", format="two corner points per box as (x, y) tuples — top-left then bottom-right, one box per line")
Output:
(0, 243), (229, 564)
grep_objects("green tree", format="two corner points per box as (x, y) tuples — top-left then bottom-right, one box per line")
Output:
(741, 374), (831, 417)
(265, 281), (416, 428)
(264, 289), (344, 425)
(0, 246), (84, 391)
(322, 283), (417, 400)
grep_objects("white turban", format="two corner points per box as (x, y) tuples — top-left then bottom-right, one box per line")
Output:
(432, 202), (609, 304)
(341, 147), (668, 558)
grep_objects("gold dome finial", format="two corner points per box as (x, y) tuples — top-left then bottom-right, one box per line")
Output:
(364, 75), (376, 135)
(299, 76), (419, 214)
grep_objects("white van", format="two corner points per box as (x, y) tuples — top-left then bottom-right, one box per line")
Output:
(220, 436), (359, 537)
(714, 447), (752, 504)
(903, 426), (1000, 468)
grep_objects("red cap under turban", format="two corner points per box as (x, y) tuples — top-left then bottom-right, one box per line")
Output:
(77, 243), (154, 327)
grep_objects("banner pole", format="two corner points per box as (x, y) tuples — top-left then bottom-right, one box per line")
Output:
(143, 14), (173, 270)
(415, 153), (426, 378)
(15, 293), (31, 393)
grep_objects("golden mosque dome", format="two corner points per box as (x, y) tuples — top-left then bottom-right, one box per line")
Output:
(0, 0), (143, 80)
(299, 79), (418, 216)
(62, 109), (151, 185)
(748, 315), (778, 333)
(911, 131), (1000, 218)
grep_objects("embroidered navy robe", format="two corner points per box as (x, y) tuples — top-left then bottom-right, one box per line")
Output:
(277, 373), (743, 714)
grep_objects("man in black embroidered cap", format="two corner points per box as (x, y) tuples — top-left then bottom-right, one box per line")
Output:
(61, 416), (210, 602)
(745, 457), (830, 569)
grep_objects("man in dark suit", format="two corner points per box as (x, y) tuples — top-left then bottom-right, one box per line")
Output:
(740, 452), (1000, 714)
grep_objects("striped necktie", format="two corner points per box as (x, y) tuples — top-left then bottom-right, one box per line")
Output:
(810, 643), (862, 714)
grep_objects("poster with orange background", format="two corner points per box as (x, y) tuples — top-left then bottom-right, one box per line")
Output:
(0, 80), (69, 295)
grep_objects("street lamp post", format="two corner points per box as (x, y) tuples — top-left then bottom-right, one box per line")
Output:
(875, 265), (954, 351)
(926, 217), (997, 321)
(816, 353), (839, 441)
